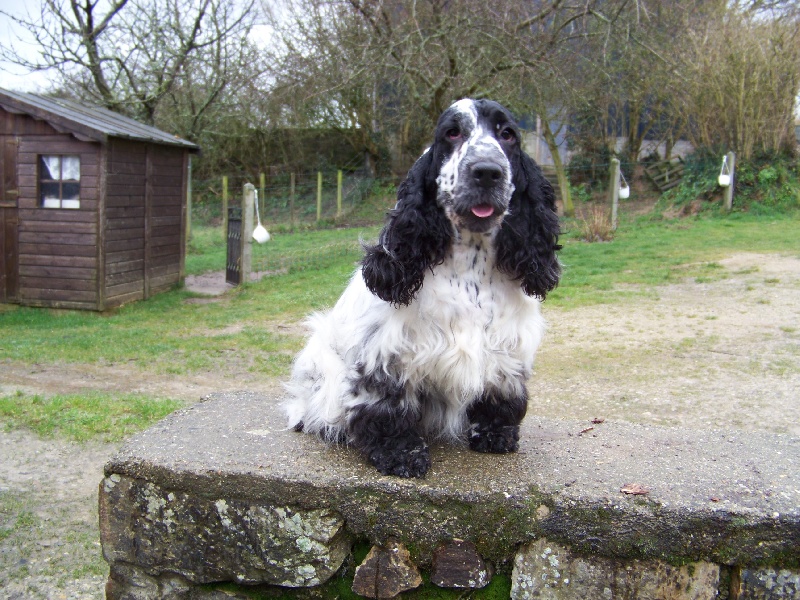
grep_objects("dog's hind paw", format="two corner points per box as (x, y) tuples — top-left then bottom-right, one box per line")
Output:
(469, 425), (520, 454)
(368, 441), (431, 478)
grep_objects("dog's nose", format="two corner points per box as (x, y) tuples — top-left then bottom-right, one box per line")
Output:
(472, 162), (503, 188)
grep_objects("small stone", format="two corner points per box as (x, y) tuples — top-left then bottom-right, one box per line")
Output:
(431, 539), (492, 589)
(352, 539), (422, 599)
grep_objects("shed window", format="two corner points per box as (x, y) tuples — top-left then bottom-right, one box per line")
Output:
(39, 155), (80, 209)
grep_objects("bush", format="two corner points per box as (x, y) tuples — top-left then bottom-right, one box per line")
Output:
(659, 148), (800, 215)
(578, 205), (615, 242)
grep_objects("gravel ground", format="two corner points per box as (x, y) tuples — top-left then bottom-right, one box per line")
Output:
(1, 251), (798, 598)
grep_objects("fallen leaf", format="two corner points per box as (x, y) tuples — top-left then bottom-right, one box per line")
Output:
(592, 418), (606, 424)
(620, 483), (650, 495)
(710, 497), (720, 502)
(579, 427), (594, 435)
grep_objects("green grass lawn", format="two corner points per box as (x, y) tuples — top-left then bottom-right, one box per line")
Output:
(0, 391), (183, 443)
(550, 212), (800, 306)
(1, 210), (797, 441)
(3, 212), (799, 371)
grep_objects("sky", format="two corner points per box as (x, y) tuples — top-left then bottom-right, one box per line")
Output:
(0, 0), (54, 92)
(0, 0), (276, 94)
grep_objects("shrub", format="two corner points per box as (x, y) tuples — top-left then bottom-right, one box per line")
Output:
(659, 148), (799, 215)
(578, 205), (615, 242)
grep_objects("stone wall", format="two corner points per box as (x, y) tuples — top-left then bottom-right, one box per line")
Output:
(99, 392), (800, 599)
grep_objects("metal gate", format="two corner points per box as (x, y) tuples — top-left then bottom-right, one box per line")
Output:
(225, 207), (242, 286)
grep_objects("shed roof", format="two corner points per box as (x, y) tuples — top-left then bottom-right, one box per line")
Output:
(0, 87), (199, 151)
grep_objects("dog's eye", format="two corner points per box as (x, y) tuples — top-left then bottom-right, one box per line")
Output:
(446, 128), (462, 141)
(500, 127), (516, 142)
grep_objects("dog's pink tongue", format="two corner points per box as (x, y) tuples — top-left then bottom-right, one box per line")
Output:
(471, 204), (494, 218)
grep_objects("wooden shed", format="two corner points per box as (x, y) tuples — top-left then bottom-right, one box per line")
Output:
(0, 88), (199, 311)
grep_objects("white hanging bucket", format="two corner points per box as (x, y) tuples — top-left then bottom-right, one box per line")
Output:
(619, 171), (630, 199)
(252, 190), (270, 244)
(718, 156), (731, 187)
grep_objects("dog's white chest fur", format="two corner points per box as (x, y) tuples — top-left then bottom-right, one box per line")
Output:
(283, 228), (544, 442)
(408, 229), (543, 401)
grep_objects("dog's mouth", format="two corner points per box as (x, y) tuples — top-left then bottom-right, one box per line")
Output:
(454, 200), (505, 233)
(471, 204), (495, 218)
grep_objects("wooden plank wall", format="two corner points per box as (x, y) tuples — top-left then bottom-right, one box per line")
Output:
(104, 140), (185, 308)
(15, 124), (101, 310)
(147, 144), (184, 295)
(105, 139), (146, 307)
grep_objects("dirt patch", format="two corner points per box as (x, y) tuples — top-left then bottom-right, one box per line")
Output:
(1, 251), (799, 598)
(184, 271), (234, 296)
(183, 269), (286, 298)
(530, 252), (800, 436)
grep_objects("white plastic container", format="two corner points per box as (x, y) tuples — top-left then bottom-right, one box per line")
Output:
(252, 223), (270, 243)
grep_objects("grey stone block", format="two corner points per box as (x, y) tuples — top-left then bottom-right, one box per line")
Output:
(735, 567), (800, 599)
(100, 474), (350, 588)
(99, 391), (800, 597)
(511, 539), (720, 600)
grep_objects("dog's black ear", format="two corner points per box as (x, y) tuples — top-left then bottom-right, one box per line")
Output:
(362, 149), (452, 306)
(495, 151), (562, 300)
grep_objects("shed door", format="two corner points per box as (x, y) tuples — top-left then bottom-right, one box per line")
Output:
(0, 136), (19, 302)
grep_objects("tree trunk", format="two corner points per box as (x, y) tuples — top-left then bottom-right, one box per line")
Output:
(541, 119), (574, 218)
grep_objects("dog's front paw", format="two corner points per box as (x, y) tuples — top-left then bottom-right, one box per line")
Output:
(469, 425), (520, 454)
(368, 440), (431, 478)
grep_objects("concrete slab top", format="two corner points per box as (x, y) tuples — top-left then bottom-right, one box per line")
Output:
(105, 391), (800, 565)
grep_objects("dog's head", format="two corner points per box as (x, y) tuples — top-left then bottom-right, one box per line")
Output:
(433, 99), (517, 234)
(363, 98), (561, 306)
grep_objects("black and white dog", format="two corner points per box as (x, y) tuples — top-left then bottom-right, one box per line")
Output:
(284, 99), (561, 478)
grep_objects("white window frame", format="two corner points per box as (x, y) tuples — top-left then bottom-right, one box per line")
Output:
(39, 154), (81, 209)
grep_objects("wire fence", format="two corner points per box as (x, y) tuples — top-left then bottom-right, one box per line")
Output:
(194, 156), (701, 279)
(191, 170), (394, 228)
(189, 156), (692, 229)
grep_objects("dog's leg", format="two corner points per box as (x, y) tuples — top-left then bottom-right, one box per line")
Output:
(346, 370), (430, 478)
(466, 388), (528, 454)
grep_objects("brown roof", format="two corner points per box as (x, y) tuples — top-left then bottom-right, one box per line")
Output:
(0, 87), (199, 151)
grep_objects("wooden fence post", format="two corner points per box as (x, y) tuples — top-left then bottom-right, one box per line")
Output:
(241, 183), (255, 283)
(290, 172), (296, 231)
(317, 171), (323, 221)
(336, 170), (343, 218)
(609, 158), (620, 231)
(724, 151), (736, 212)
(222, 175), (229, 234)
(259, 172), (265, 220)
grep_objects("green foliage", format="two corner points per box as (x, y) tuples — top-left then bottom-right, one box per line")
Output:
(567, 145), (614, 190)
(735, 153), (800, 214)
(569, 182), (593, 204)
(660, 148), (800, 215)
(205, 572), (512, 599)
(658, 149), (721, 210)
(0, 391), (183, 443)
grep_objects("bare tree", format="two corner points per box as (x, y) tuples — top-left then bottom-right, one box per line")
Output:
(1, 0), (258, 128)
(263, 0), (625, 174)
(677, 9), (800, 159)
